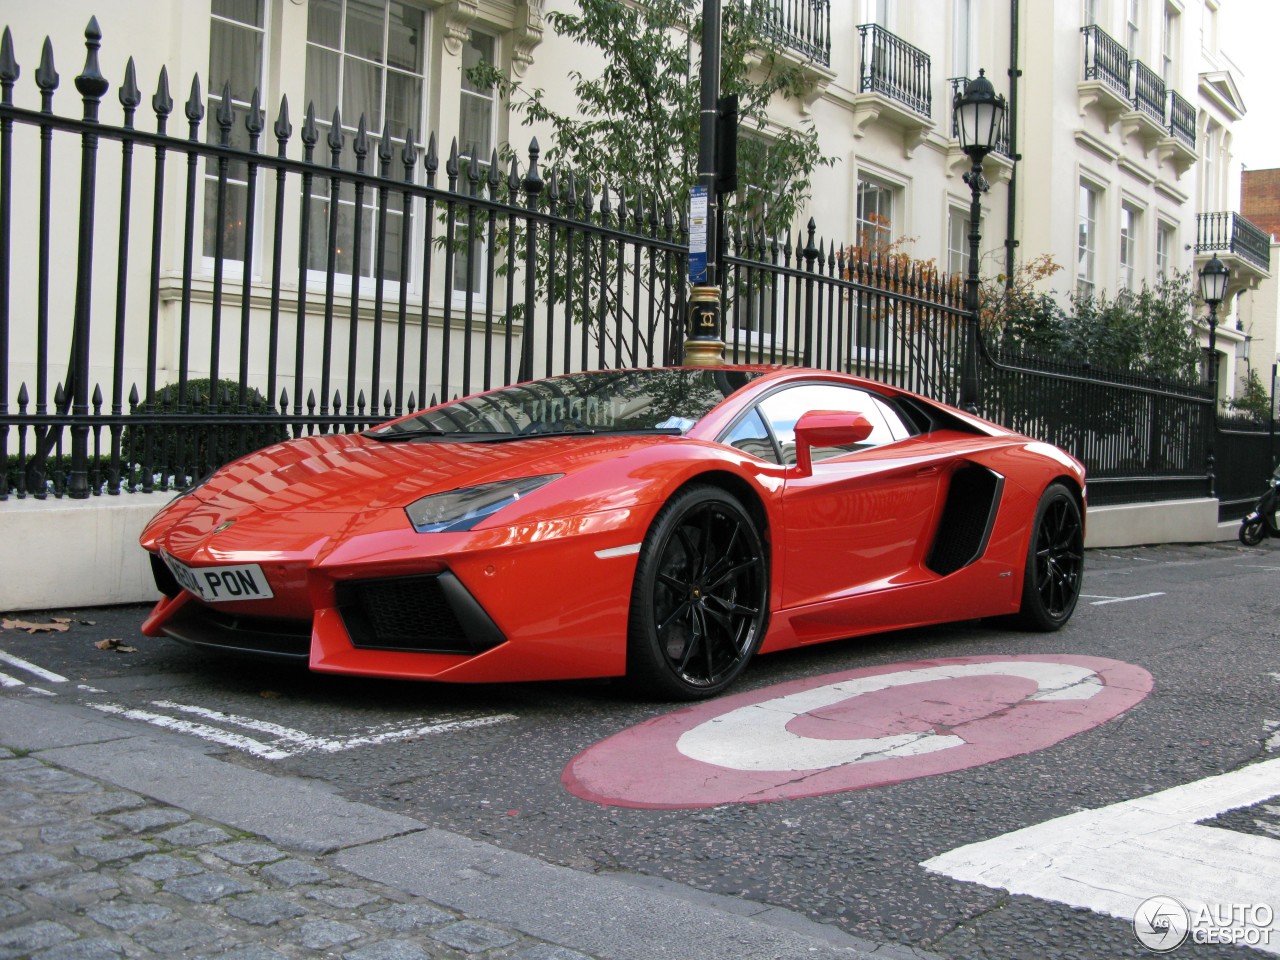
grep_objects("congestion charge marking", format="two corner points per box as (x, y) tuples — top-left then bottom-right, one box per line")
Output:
(563, 655), (1153, 809)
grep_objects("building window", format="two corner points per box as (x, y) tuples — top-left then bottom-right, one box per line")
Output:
(856, 177), (895, 254)
(1201, 122), (1221, 210)
(304, 0), (427, 282)
(1082, 0), (1099, 26)
(1119, 203), (1139, 290)
(1156, 221), (1175, 278)
(948, 207), (970, 277)
(952, 0), (973, 78)
(454, 30), (497, 298)
(1126, 0), (1142, 55)
(1077, 182), (1099, 299)
(204, 0), (267, 263)
(862, 0), (889, 27)
(1161, 3), (1178, 85)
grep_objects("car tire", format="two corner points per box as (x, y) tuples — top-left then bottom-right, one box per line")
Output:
(626, 485), (768, 700)
(1013, 483), (1083, 631)
(1239, 519), (1266, 546)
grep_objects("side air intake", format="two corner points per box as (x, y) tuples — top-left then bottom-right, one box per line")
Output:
(926, 464), (1004, 576)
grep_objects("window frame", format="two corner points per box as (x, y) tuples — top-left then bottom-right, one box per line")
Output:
(1077, 180), (1100, 299)
(302, 0), (429, 293)
(202, 0), (269, 275)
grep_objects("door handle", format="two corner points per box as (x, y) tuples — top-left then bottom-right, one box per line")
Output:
(916, 465), (939, 477)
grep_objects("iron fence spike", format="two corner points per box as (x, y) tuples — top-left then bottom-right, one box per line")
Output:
(273, 94), (291, 142)
(0, 28), (18, 90)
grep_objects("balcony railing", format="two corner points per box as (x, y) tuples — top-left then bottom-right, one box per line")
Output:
(948, 77), (1012, 158)
(1197, 212), (1273, 273)
(1168, 90), (1196, 149)
(753, 0), (831, 67)
(1130, 59), (1165, 124)
(857, 23), (932, 117)
(1081, 24), (1129, 99)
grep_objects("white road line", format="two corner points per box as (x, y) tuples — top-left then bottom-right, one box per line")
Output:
(321, 714), (515, 752)
(151, 699), (517, 755)
(0, 672), (26, 688)
(27, 687), (56, 698)
(89, 703), (291, 760)
(0, 650), (68, 683)
(924, 757), (1280, 954)
(1238, 565), (1280, 572)
(1089, 592), (1165, 605)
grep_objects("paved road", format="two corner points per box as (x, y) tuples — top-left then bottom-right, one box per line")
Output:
(2, 540), (1278, 958)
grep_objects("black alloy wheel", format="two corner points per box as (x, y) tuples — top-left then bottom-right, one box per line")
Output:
(1015, 483), (1084, 630)
(627, 486), (768, 700)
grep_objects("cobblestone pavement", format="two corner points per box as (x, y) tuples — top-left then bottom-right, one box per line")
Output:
(0, 746), (593, 960)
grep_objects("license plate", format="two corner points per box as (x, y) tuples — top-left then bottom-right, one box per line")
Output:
(162, 553), (274, 603)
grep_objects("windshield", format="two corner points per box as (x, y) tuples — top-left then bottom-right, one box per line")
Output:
(369, 369), (762, 441)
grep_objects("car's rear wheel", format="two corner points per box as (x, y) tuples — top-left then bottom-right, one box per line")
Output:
(626, 486), (768, 700)
(1015, 483), (1083, 630)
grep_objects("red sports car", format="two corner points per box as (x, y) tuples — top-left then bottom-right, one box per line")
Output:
(139, 366), (1085, 699)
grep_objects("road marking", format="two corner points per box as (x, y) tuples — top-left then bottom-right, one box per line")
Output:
(565, 655), (1152, 808)
(1238, 565), (1280, 572)
(1085, 592), (1165, 606)
(152, 699), (517, 754)
(0, 650), (68, 683)
(677, 661), (1104, 772)
(923, 758), (1280, 954)
(90, 703), (292, 760)
(0, 672), (24, 688)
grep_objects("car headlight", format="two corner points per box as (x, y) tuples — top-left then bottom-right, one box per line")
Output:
(405, 475), (563, 533)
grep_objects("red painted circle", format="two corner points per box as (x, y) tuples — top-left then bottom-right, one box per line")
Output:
(563, 655), (1153, 808)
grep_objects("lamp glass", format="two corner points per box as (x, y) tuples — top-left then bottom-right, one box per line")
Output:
(1199, 257), (1229, 305)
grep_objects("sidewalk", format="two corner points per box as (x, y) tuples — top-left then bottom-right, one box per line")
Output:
(0, 696), (926, 960)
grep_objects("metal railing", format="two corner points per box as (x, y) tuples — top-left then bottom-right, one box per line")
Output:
(1168, 90), (1196, 148)
(1196, 212), (1273, 273)
(948, 77), (1012, 158)
(1081, 24), (1129, 99)
(856, 24), (932, 117)
(755, 0), (831, 67)
(1129, 59), (1165, 124)
(980, 346), (1212, 506)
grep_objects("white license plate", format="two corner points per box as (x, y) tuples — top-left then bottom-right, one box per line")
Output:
(162, 554), (274, 603)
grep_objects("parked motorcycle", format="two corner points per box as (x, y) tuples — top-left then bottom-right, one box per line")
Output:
(1239, 464), (1280, 545)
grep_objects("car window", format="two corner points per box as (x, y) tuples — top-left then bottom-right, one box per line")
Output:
(721, 407), (780, 463)
(757, 384), (910, 465)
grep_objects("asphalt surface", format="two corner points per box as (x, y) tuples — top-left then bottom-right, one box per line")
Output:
(2, 539), (1278, 959)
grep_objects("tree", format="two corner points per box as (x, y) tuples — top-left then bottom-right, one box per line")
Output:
(467, 0), (834, 362)
(1226, 366), (1273, 422)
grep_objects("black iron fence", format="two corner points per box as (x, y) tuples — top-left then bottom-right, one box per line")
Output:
(757, 0), (831, 67)
(1081, 24), (1129, 98)
(1196, 211), (1273, 273)
(0, 19), (1223, 511)
(856, 24), (931, 117)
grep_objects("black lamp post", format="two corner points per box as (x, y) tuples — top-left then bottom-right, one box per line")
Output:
(954, 70), (1007, 414)
(1199, 254), (1229, 495)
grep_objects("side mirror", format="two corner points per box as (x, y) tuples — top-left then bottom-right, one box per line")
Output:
(793, 410), (874, 475)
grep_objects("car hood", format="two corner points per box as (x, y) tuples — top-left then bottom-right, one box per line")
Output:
(186, 430), (684, 515)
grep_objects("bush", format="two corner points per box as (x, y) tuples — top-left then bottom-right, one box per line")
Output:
(124, 378), (288, 482)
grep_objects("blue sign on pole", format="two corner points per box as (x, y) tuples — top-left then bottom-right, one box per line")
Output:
(688, 186), (708, 284)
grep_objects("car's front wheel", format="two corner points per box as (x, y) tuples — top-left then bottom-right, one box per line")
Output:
(1015, 483), (1084, 630)
(626, 486), (768, 700)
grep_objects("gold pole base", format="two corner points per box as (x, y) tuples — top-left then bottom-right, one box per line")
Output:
(683, 285), (725, 366)
(683, 337), (726, 367)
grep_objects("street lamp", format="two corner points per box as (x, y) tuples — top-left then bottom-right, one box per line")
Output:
(1198, 254), (1230, 496)
(954, 69), (1007, 414)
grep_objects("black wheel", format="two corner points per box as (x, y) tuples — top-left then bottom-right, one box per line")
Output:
(1014, 483), (1083, 631)
(626, 486), (768, 700)
(1240, 518), (1266, 546)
